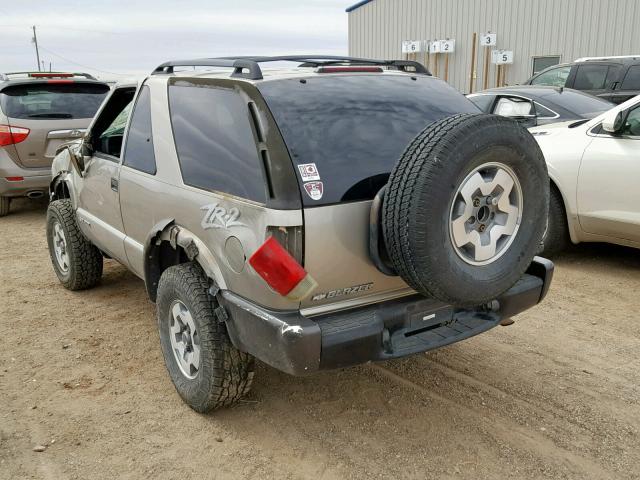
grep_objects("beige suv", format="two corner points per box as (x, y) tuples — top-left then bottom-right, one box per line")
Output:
(46, 56), (553, 412)
(0, 72), (109, 216)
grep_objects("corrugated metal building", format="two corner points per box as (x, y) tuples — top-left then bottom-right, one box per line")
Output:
(347, 0), (640, 93)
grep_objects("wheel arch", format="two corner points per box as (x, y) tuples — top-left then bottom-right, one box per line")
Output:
(49, 172), (73, 202)
(143, 220), (227, 302)
(548, 175), (580, 244)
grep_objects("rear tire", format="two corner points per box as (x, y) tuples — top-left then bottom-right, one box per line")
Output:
(382, 113), (548, 306)
(0, 196), (10, 217)
(46, 199), (103, 290)
(540, 186), (569, 258)
(157, 263), (254, 412)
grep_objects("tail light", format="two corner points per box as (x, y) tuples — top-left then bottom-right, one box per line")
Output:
(0, 125), (30, 147)
(317, 66), (383, 73)
(249, 236), (317, 300)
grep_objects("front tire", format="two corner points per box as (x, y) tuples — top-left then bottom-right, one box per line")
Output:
(540, 186), (569, 257)
(46, 199), (103, 290)
(157, 263), (254, 412)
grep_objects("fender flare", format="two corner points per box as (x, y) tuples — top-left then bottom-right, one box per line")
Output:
(143, 220), (227, 301)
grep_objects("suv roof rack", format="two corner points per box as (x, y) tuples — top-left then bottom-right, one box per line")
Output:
(151, 55), (431, 80)
(575, 55), (639, 62)
(2, 71), (97, 80)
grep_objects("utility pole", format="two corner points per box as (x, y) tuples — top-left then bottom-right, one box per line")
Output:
(32, 25), (41, 71)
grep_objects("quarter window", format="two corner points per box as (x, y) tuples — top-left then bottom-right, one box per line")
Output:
(123, 86), (156, 174)
(169, 84), (266, 202)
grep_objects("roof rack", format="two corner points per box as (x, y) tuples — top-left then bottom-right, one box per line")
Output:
(2, 71), (97, 80)
(575, 55), (639, 62)
(151, 55), (431, 80)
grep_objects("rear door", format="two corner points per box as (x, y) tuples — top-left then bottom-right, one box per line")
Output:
(0, 81), (109, 168)
(610, 65), (640, 105)
(258, 74), (479, 311)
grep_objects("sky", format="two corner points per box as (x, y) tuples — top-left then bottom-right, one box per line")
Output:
(0, 0), (353, 80)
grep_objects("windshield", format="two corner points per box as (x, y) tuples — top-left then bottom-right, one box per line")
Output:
(540, 89), (612, 118)
(259, 75), (479, 206)
(0, 82), (109, 120)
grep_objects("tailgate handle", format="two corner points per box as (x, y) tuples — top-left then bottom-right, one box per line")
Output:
(110, 177), (119, 192)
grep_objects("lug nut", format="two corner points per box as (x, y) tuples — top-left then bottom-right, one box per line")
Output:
(473, 198), (480, 207)
(479, 224), (486, 232)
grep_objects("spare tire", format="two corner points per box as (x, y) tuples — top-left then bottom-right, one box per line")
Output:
(382, 113), (548, 307)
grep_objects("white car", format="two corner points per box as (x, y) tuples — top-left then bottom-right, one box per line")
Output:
(531, 95), (640, 256)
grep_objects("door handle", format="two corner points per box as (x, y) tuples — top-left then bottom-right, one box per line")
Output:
(110, 177), (119, 192)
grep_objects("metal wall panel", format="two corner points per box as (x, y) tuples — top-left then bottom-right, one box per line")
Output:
(348, 0), (640, 93)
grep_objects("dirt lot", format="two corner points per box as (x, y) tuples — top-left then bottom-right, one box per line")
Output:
(1, 198), (639, 480)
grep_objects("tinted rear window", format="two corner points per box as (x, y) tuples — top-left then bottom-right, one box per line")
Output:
(0, 82), (109, 119)
(258, 75), (478, 206)
(539, 89), (612, 117)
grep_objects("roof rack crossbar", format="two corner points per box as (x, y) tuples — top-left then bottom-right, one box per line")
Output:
(151, 58), (263, 80)
(151, 55), (431, 79)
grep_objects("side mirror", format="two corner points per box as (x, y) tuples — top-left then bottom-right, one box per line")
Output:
(65, 145), (86, 177)
(602, 109), (625, 133)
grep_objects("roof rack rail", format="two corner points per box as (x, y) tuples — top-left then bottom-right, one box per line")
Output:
(151, 55), (431, 80)
(2, 71), (97, 80)
(575, 55), (639, 62)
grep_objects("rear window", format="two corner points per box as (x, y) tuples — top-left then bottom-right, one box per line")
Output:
(540, 89), (612, 117)
(0, 82), (109, 119)
(258, 75), (478, 206)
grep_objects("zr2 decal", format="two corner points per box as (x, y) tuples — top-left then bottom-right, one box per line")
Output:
(200, 203), (246, 230)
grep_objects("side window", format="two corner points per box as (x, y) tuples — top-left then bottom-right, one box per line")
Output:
(91, 87), (136, 159)
(530, 65), (570, 87)
(573, 65), (609, 90)
(467, 94), (495, 112)
(621, 106), (640, 137)
(621, 66), (640, 91)
(123, 86), (156, 174)
(169, 84), (266, 203)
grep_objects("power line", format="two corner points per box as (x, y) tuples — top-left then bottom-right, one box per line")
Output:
(37, 45), (129, 76)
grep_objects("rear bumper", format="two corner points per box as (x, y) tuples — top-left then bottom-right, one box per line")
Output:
(0, 150), (50, 196)
(221, 257), (554, 376)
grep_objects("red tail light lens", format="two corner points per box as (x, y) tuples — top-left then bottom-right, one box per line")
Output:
(317, 66), (383, 73)
(0, 125), (30, 147)
(29, 72), (73, 78)
(5, 177), (24, 182)
(249, 236), (317, 299)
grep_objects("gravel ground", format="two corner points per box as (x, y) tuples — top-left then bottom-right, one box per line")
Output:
(1, 198), (639, 480)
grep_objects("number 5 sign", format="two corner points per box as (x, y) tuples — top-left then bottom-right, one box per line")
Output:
(492, 50), (514, 64)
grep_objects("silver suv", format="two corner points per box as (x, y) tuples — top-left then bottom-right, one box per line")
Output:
(0, 72), (109, 216)
(46, 56), (553, 412)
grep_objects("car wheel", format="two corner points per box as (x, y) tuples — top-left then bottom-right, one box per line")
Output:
(382, 113), (549, 306)
(540, 186), (569, 258)
(0, 196), (10, 217)
(46, 199), (103, 290)
(157, 262), (254, 412)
